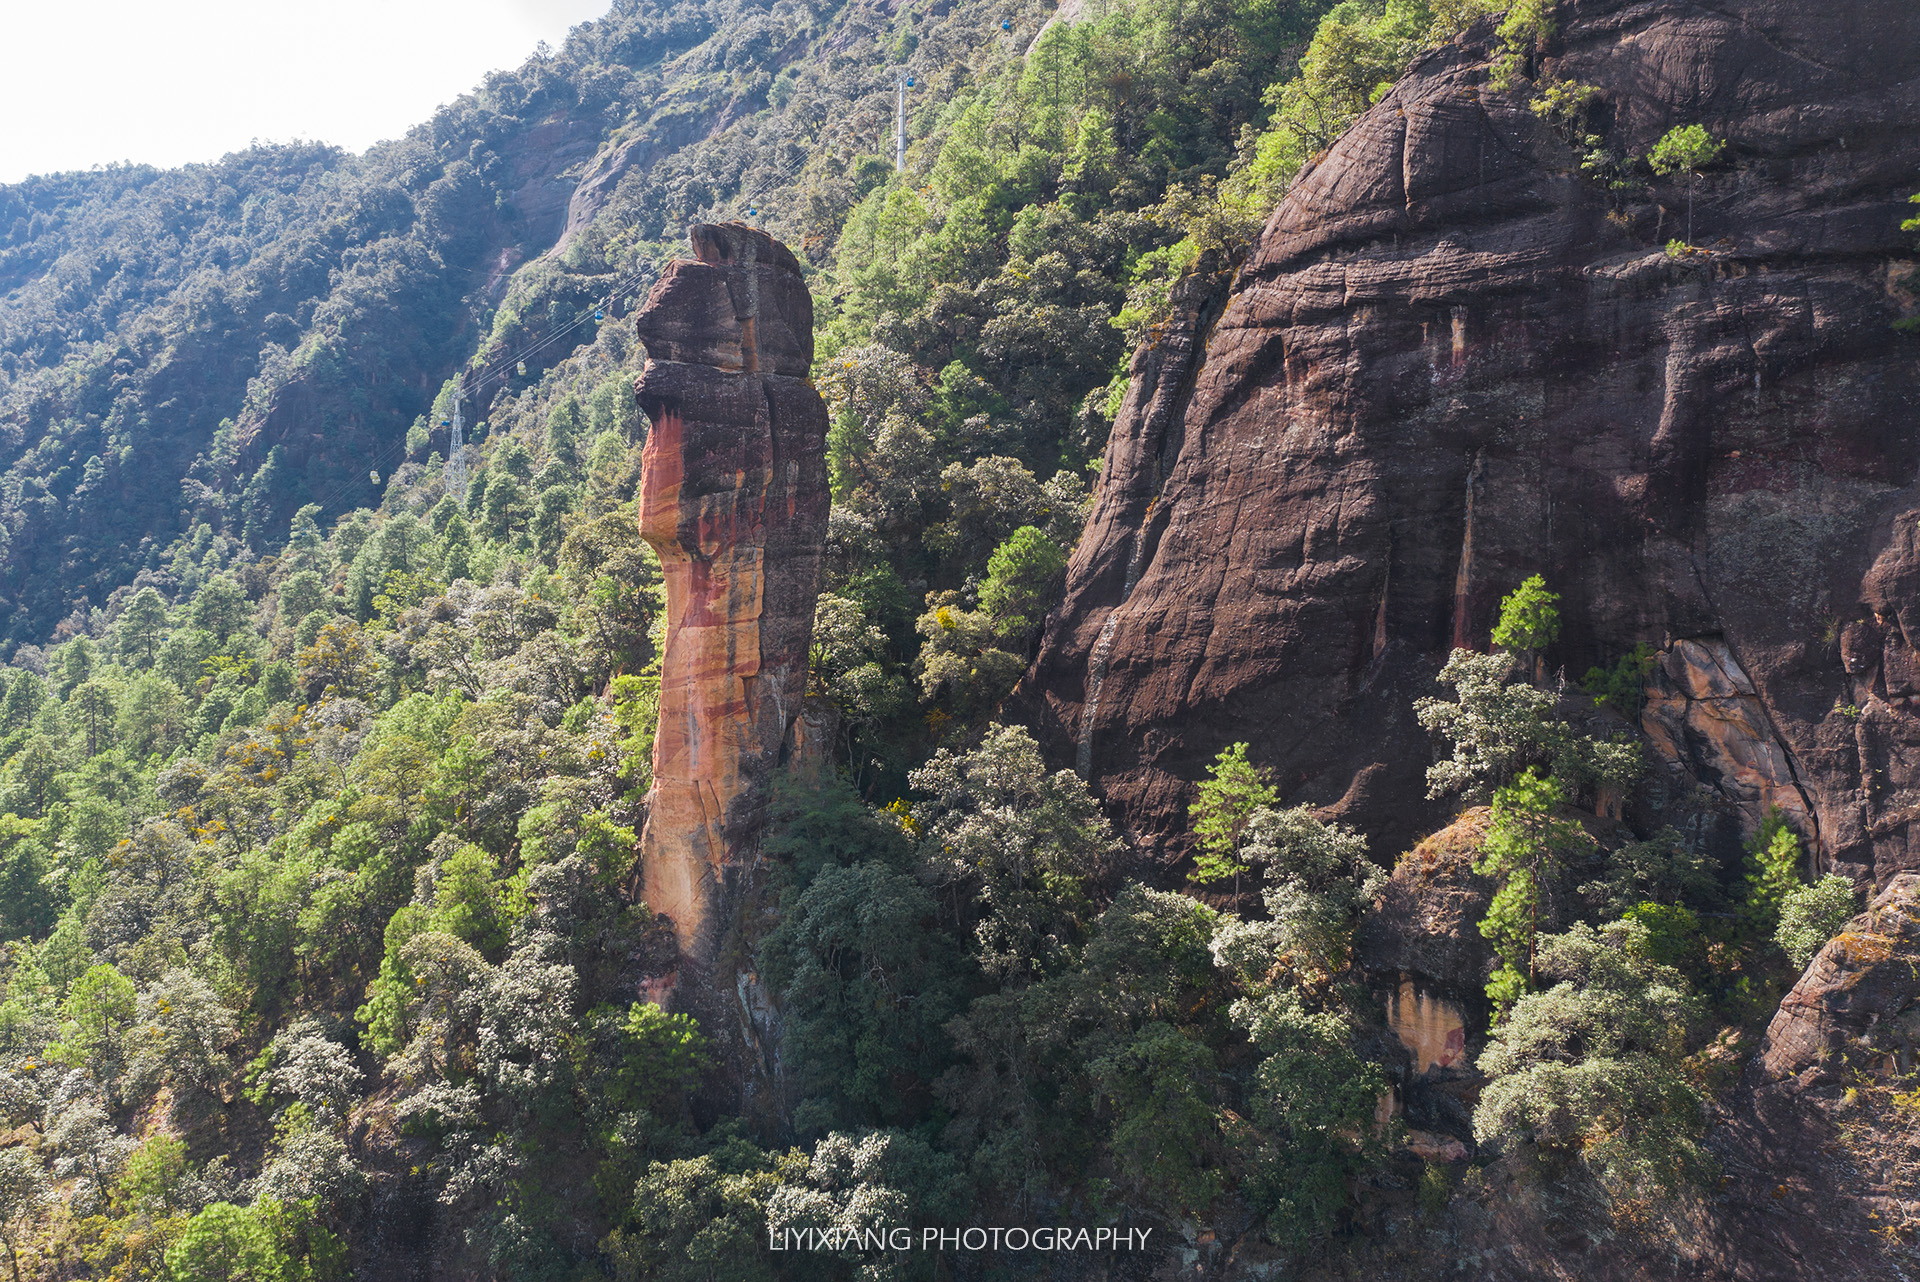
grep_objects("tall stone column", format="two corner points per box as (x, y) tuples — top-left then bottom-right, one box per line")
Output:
(631, 223), (829, 971)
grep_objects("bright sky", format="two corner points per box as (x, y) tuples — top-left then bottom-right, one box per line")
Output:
(0, 0), (612, 185)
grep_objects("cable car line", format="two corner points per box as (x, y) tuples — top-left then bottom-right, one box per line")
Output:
(300, 259), (652, 519)
(296, 61), (942, 520)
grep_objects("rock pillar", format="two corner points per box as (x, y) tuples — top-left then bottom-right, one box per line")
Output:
(632, 223), (829, 966)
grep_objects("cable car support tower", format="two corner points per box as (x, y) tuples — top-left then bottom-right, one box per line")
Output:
(447, 379), (467, 505)
(894, 68), (913, 171)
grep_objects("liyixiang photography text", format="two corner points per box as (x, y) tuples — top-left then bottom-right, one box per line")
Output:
(768, 1227), (1159, 1253)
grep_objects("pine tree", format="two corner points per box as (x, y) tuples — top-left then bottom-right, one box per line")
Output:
(1473, 770), (1592, 1017)
(1741, 807), (1803, 937)
(1490, 574), (1560, 680)
(1190, 742), (1280, 890)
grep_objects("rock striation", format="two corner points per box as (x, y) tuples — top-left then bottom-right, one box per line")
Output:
(1020, 0), (1920, 878)
(631, 223), (830, 968)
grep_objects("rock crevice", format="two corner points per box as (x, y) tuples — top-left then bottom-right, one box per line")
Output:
(1641, 636), (1821, 851)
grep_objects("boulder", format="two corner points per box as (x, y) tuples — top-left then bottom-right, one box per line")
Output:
(1357, 809), (1496, 1008)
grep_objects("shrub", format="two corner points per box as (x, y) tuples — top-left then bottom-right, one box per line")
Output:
(1476, 921), (1708, 1199)
(1580, 643), (1657, 715)
(1776, 874), (1858, 969)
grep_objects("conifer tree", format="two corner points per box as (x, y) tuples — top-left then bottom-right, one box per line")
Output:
(1490, 574), (1561, 680)
(1190, 742), (1279, 890)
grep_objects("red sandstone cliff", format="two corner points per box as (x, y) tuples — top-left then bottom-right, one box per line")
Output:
(1021, 0), (1920, 881)
(632, 223), (830, 971)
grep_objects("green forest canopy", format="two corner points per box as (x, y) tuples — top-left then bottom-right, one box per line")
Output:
(0, 0), (1866, 1276)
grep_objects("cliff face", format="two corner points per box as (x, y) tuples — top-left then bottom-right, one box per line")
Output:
(632, 223), (830, 968)
(1022, 0), (1920, 877)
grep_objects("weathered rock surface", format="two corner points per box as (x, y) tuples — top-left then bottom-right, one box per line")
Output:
(1359, 810), (1494, 1153)
(1640, 638), (1817, 841)
(1674, 873), (1920, 1282)
(1358, 808), (1496, 1005)
(1296, 872), (1920, 1281)
(632, 223), (830, 967)
(1757, 872), (1920, 1084)
(551, 106), (733, 258)
(1020, 0), (1920, 879)
(1384, 975), (1470, 1078)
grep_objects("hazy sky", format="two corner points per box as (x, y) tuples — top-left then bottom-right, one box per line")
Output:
(0, 0), (611, 185)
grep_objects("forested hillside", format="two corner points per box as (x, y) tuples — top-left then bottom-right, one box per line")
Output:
(0, 0), (1912, 1277)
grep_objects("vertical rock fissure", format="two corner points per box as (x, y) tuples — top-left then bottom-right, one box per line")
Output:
(1641, 635), (1825, 857)
(1449, 450), (1485, 651)
(1716, 632), (1826, 858)
(1076, 611), (1123, 780)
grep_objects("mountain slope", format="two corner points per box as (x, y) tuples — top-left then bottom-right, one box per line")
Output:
(5, 0), (1914, 1277)
(0, 0), (1037, 648)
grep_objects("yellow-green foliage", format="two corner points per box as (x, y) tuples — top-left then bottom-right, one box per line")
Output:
(1489, 0), (1557, 90)
(1649, 124), (1725, 246)
(1222, 1), (1440, 220)
(1742, 808), (1804, 934)
(1529, 78), (1599, 127)
(1190, 742), (1280, 885)
(824, 0), (1326, 360)
(1490, 574), (1562, 660)
(609, 1002), (710, 1113)
(1206, 1), (1530, 264)
(1648, 124), (1725, 179)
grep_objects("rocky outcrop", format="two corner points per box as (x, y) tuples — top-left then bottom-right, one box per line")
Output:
(632, 223), (830, 969)
(1641, 638), (1819, 849)
(1313, 865), (1915, 1281)
(1020, 0), (1920, 879)
(1757, 872), (1920, 1084)
(1358, 809), (1496, 1006)
(1358, 811), (1494, 1155)
(1662, 873), (1920, 1282)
